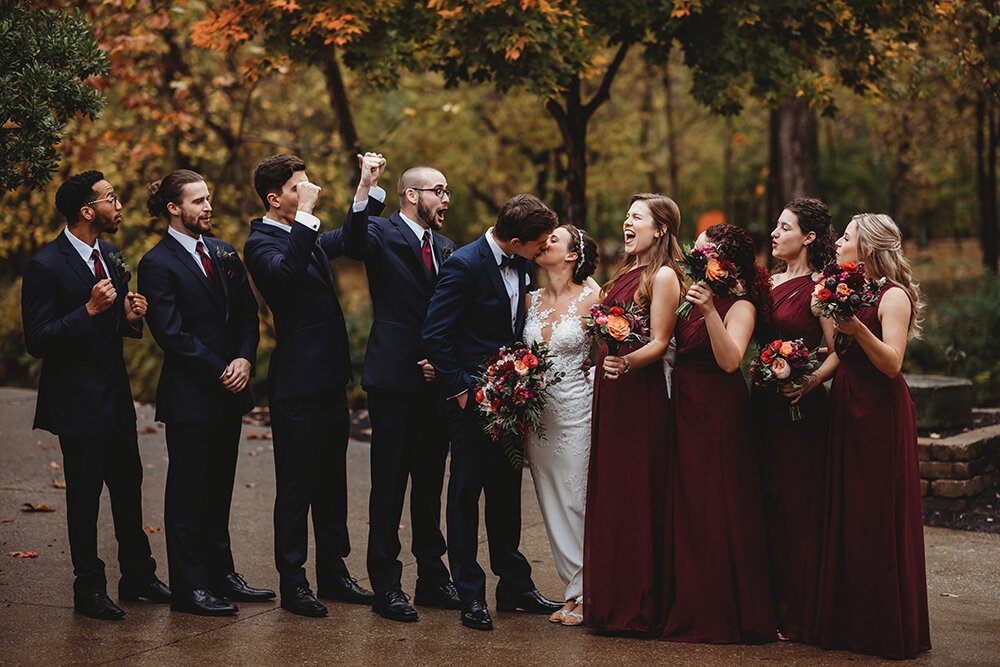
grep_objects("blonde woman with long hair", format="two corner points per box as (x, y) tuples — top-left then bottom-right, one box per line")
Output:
(815, 213), (930, 659)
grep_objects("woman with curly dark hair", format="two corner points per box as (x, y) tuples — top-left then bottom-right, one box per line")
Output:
(755, 198), (838, 643)
(661, 223), (776, 645)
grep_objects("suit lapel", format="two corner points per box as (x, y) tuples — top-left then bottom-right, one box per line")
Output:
(97, 240), (124, 330)
(203, 237), (231, 312)
(163, 233), (221, 306)
(390, 213), (432, 288)
(57, 232), (99, 288)
(477, 235), (515, 332)
(514, 262), (529, 337)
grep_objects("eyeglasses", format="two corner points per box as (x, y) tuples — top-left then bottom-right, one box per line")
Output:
(85, 194), (118, 207)
(411, 186), (452, 199)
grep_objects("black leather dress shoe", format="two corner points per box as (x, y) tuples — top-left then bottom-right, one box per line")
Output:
(118, 577), (172, 603)
(170, 589), (238, 616)
(281, 586), (328, 617)
(211, 572), (276, 602)
(372, 587), (418, 622)
(413, 580), (462, 610)
(317, 575), (374, 605)
(461, 599), (493, 631)
(495, 587), (562, 614)
(75, 592), (124, 620)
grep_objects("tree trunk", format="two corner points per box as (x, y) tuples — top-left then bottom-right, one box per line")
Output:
(774, 96), (820, 205)
(888, 111), (911, 232)
(663, 63), (680, 198)
(321, 47), (362, 192)
(977, 93), (999, 274)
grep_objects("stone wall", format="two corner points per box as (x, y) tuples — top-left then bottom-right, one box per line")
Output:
(919, 411), (1000, 511)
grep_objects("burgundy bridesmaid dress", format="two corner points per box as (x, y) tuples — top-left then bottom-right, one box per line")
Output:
(661, 296), (776, 644)
(752, 274), (828, 642)
(816, 286), (931, 659)
(584, 265), (671, 633)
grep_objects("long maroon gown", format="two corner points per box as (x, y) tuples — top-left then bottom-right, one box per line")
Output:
(584, 265), (671, 633)
(816, 286), (931, 659)
(752, 275), (828, 642)
(660, 296), (776, 644)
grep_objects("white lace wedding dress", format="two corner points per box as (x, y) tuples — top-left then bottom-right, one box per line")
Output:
(523, 287), (594, 604)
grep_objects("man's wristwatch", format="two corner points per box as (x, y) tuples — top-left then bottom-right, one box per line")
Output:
(622, 357), (631, 374)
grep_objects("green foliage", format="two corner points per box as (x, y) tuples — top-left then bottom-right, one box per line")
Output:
(0, 3), (108, 191)
(905, 275), (1000, 406)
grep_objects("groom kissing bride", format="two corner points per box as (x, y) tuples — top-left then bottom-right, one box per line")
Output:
(422, 195), (563, 630)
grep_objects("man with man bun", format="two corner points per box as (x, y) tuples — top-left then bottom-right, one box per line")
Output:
(138, 170), (272, 616)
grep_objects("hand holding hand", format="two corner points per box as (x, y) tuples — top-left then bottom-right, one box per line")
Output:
(602, 355), (627, 380)
(221, 358), (252, 393)
(417, 358), (436, 382)
(296, 181), (321, 215)
(124, 292), (147, 322)
(87, 279), (116, 316)
(685, 280), (716, 315)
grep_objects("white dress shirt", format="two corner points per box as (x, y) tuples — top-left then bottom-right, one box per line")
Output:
(167, 226), (210, 279)
(63, 227), (109, 278)
(485, 227), (519, 331)
(398, 211), (438, 273)
(260, 210), (321, 233)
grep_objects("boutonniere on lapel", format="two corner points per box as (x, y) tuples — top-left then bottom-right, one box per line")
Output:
(441, 246), (454, 260)
(108, 251), (132, 285)
(215, 246), (238, 279)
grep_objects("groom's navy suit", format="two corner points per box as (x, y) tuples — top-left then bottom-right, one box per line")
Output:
(243, 203), (374, 594)
(21, 231), (157, 596)
(422, 233), (535, 604)
(138, 231), (259, 594)
(342, 210), (456, 594)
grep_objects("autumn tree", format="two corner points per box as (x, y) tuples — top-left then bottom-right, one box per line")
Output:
(0, 3), (108, 192)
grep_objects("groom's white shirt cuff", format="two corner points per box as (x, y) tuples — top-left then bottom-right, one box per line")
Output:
(261, 212), (320, 232)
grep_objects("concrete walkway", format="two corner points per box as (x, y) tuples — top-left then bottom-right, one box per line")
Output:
(0, 386), (997, 665)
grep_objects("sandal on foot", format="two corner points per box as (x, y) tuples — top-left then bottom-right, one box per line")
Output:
(549, 609), (568, 623)
(561, 611), (584, 626)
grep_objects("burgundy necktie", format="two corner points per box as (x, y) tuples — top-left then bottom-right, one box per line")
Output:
(91, 250), (106, 280)
(422, 231), (435, 277)
(196, 242), (217, 285)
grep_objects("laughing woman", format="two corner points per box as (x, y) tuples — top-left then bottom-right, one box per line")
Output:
(661, 223), (777, 645)
(584, 193), (681, 634)
(815, 214), (930, 659)
(755, 198), (838, 643)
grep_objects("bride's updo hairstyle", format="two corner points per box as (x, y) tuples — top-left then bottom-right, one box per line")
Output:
(704, 222), (773, 341)
(852, 213), (925, 339)
(602, 193), (685, 312)
(147, 169), (204, 219)
(559, 224), (599, 285)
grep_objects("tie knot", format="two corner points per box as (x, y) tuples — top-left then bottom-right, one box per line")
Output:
(91, 249), (101, 261)
(196, 241), (207, 255)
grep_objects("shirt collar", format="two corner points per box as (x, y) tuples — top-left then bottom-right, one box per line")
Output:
(398, 211), (431, 243)
(63, 226), (100, 264)
(167, 225), (205, 254)
(261, 215), (292, 233)
(485, 227), (513, 267)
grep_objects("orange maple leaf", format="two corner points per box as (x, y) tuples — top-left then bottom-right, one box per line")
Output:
(8, 552), (39, 559)
(22, 503), (57, 512)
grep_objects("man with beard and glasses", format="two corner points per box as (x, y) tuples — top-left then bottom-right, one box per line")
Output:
(340, 163), (460, 622)
(138, 170), (273, 616)
(22, 170), (170, 620)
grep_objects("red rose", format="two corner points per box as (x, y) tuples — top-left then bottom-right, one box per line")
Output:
(768, 340), (783, 351)
(609, 306), (624, 315)
(817, 287), (833, 302)
(524, 353), (538, 368)
(475, 389), (485, 404)
(843, 261), (857, 271)
(760, 349), (776, 364)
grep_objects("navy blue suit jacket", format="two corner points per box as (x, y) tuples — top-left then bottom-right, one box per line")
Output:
(138, 234), (259, 424)
(243, 204), (372, 401)
(343, 211), (456, 392)
(422, 233), (532, 400)
(22, 232), (141, 435)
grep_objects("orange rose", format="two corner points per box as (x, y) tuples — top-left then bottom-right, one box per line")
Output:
(606, 314), (631, 341)
(523, 353), (538, 368)
(706, 259), (726, 280)
(779, 341), (793, 356)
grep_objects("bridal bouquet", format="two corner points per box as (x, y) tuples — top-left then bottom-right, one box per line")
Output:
(474, 341), (563, 470)
(811, 261), (885, 349)
(583, 302), (650, 360)
(749, 338), (820, 421)
(675, 242), (744, 318)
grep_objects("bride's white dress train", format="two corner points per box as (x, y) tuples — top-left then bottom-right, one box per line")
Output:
(523, 287), (594, 603)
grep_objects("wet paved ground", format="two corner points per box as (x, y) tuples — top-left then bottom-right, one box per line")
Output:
(1, 386), (998, 665)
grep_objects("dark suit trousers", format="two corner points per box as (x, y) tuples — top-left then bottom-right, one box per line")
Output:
(445, 400), (533, 604)
(270, 389), (350, 594)
(366, 387), (450, 593)
(164, 418), (241, 593)
(58, 425), (156, 596)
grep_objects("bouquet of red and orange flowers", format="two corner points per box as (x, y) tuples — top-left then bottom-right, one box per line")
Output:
(474, 341), (563, 470)
(749, 338), (820, 421)
(675, 243), (744, 317)
(811, 261), (885, 349)
(583, 301), (651, 360)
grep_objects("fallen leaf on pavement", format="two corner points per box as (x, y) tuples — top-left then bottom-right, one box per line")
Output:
(143, 526), (163, 533)
(8, 551), (39, 558)
(247, 451), (259, 456)
(142, 426), (158, 434)
(51, 480), (66, 489)
(47, 461), (61, 470)
(22, 503), (56, 512)
(245, 483), (257, 488)
(940, 592), (962, 597)
(246, 432), (273, 440)
(0, 519), (11, 524)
